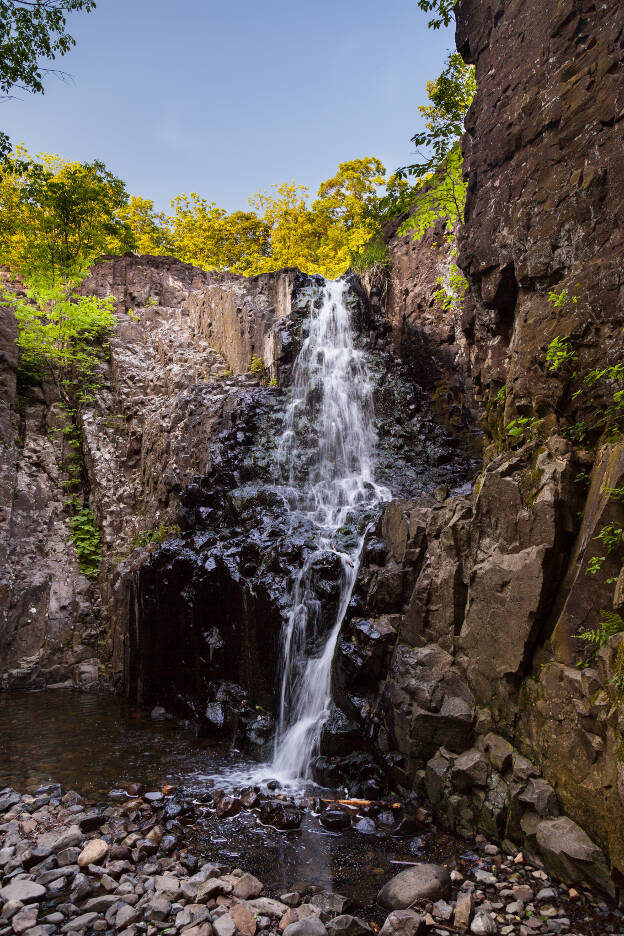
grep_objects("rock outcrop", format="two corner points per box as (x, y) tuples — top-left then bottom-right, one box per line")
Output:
(346, 0), (624, 891)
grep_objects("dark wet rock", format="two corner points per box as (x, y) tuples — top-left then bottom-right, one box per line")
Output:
(319, 704), (365, 757)
(319, 806), (352, 831)
(240, 787), (261, 809)
(215, 795), (242, 819)
(258, 801), (302, 830)
(76, 810), (105, 833)
(377, 864), (451, 910)
(309, 893), (353, 917)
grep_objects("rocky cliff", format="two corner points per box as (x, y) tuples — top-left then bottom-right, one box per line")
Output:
(339, 0), (624, 891)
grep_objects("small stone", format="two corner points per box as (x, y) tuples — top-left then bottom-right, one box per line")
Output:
(379, 910), (427, 936)
(213, 913), (237, 936)
(470, 909), (496, 935)
(147, 894), (171, 922)
(474, 870), (497, 886)
(280, 910), (299, 931)
(326, 916), (373, 936)
(77, 839), (109, 868)
(116, 904), (141, 929)
(230, 902), (257, 936)
(245, 899), (290, 920)
(432, 901), (453, 922)
(61, 911), (99, 932)
(280, 894), (301, 908)
(514, 853), (524, 864)
(11, 907), (38, 934)
(454, 891), (473, 931)
(284, 920), (328, 936)
(233, 873), (263, 900)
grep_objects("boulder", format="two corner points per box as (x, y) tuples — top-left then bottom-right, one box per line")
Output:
(377, 864), (451, 910)
(535, 816), (613, 895)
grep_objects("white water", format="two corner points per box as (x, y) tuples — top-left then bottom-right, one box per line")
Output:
(270, 278), (390, 781)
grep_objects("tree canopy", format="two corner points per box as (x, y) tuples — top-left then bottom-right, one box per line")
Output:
(0, 149), (134, 279)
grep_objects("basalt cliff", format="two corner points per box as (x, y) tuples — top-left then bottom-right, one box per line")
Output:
(1, 0), (623, 898)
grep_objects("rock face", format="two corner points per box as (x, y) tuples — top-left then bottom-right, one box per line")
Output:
(455, 0), (624, 436)
(346, 0), (624, 890)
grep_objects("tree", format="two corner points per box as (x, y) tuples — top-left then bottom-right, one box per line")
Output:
(312, 157), (386, 278)
(417, 0), (456, 29)
(0, 150), (135, 278)
(398, 52), (475, 180)
(1, 1), (96, 163)
(167, 193), (270, 274)
(3, 278), (116, 403)
(118, 195), (173, 256)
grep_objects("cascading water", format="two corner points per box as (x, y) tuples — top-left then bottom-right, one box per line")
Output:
(270, 278), (389, 780)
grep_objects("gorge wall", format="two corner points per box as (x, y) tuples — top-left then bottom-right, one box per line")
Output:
(0, 0), (623, 901)
(338, 0), (624, 892)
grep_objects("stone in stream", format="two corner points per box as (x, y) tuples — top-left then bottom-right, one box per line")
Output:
(215, 795), (242, 819)
(309, 893), (353, 916)
(0, 879), (46, 903)
(258, 801), (302, 830)
(378, 910), (427, 936)
(377, 864), (451, 909)
(319, 806), (352, 830)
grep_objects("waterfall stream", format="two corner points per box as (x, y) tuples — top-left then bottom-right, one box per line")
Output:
(270, 278), (389, 780)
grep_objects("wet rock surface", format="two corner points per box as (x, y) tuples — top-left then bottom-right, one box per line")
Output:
(0, 783), (620, 936)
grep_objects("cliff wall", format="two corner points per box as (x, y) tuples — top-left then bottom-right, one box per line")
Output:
(347, 0), (624, 889)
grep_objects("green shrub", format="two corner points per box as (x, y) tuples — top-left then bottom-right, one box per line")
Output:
(351, 238), (390, 276)
(69, 506), (101, 577)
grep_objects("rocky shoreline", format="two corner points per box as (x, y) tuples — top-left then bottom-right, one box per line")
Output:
(0, 783), (621, 936)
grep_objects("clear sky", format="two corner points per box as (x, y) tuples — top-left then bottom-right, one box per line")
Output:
(3, 0), (454, 212)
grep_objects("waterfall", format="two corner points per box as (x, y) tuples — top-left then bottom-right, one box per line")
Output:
(271, 278), (389, 780)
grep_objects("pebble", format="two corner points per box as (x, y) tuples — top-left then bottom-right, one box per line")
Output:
(0, 781), (617, 936)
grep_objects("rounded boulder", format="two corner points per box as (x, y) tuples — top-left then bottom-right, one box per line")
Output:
(377, 864), (451, 910)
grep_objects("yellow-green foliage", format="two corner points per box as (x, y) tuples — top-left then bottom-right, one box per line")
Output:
(2, 278), (116, 403)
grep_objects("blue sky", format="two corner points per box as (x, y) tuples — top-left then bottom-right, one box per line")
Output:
(3, 0), (454, 211)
